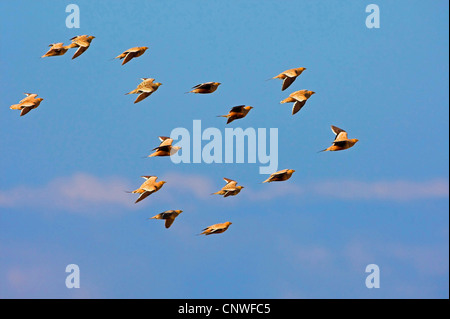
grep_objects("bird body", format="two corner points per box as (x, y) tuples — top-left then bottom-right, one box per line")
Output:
(186, 82), (221, 94)
(150, 210), (183, 228)
(147, 136), (181, 157)
(67, 35), (95, 59)
(126, 78), (161, 103)
(280, 89), (315, 115)
(212, 178), (244, 197)
(272, 67), (306, 91)
(218, 105), (253, 124)
(41, 43), (70, 58)
(115, 46), (148, 65)
(130, 176), (166, 203)
(262, 169), (295, 183)
(10, 93), (44, 116)
(320, 125), (359, 152)
(199, 222), (232, 236)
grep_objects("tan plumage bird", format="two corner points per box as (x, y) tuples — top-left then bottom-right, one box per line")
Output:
(126, 78), (162, 103)
(319, 125), (359, 152)
(211, 178), (244, 197)
(218, 105), (253, 124)
(186, 82), (221, 94)
(41, 43), (70, 58)
(198, 222), (232, 236)
(262, 169), (296, 183)
(280, 90), (315, 115)
(10, 93), (44, 116)
(147, 136), (181, 157)
(149, 210), (183, 229)
(115, 46), (148, 65)
(67, 35), (95, 59)
(271, 67), (306, 91)
(128, 176), (166, 204)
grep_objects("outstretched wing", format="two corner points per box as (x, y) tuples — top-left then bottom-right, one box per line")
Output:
(292, 100), (306, 115)
(331, 125), (348, 141)
(229, 105), (245, 113)
(282, 76), (296, 91)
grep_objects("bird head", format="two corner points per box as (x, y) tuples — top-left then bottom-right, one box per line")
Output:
(309, 91), (316, 95)
(141, 46), (149, 51)
(237, 186), (245, 190)
(214, 82), (221, 86)
(288, 169), (296, 174)
(88, 36), (95, 41)
(176, 210), (183, 214)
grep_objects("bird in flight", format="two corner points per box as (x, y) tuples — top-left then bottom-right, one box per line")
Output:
(67, 35), (95, 59)
(186, 82), (221, 94)
(280, 90), (315, 115)
(218, 105), (253, 124)
(262, 169), (296, 183)
(41, 43), (70, 58)
(126, 78), (162, 103)
(211, 178), (244, 197)
(147, 136), (181, 157)
(10, 93), (44, 116)
(271, 67), (306, 91)
(115, 46), (148, 65)
(319, 125), (359, 152)
(149, 210), (183, 229)
(198, 222), (232, 236)
(128, 176), (166, 204)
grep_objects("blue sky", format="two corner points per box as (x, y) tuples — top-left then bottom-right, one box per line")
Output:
(0, 0), (448, 298)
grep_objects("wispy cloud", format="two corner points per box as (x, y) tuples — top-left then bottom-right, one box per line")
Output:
(0, 173), (133, 212)
(0, 173), (448, 213)
(244, 178), (449, 202)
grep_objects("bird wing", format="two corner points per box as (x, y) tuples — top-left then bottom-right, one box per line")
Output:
(152, 145), (171, 152)
(72, 37), (90, 47)
(291, 90), (307, 102)
(122, 51), (138, 65)
(283, 69), (298, 77)
(20, 107), (33, 116)
(135, 191), (152, 203)
(292, 100), (306, 115)
(271, 169), (289, 177)
(223, 177), (235, 184)
(331, 126), (348, 141)
(229, 105), (245, 113)
(223, 181), (238, 190)
(165, 217), (175, 228)
(134, 92), (152, 103)
(19, 94), (37, 103)
(282, 76), (296, 91)
(72, 46), (88, 59)
(159, 138), (173, 147)
(192, 82), (213, 90)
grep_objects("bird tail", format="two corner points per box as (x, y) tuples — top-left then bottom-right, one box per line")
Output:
(66, 43), (78, 49)
(317, 148), (329, 153)
(280, 97), (294, 104)
(216, 115), (228, 118)
(125, 89), (138, 95)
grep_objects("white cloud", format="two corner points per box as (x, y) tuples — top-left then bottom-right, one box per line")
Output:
(0, 173), (448, 213)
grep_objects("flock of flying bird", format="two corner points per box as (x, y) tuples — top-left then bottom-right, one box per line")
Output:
(9, 35), (359, 236)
